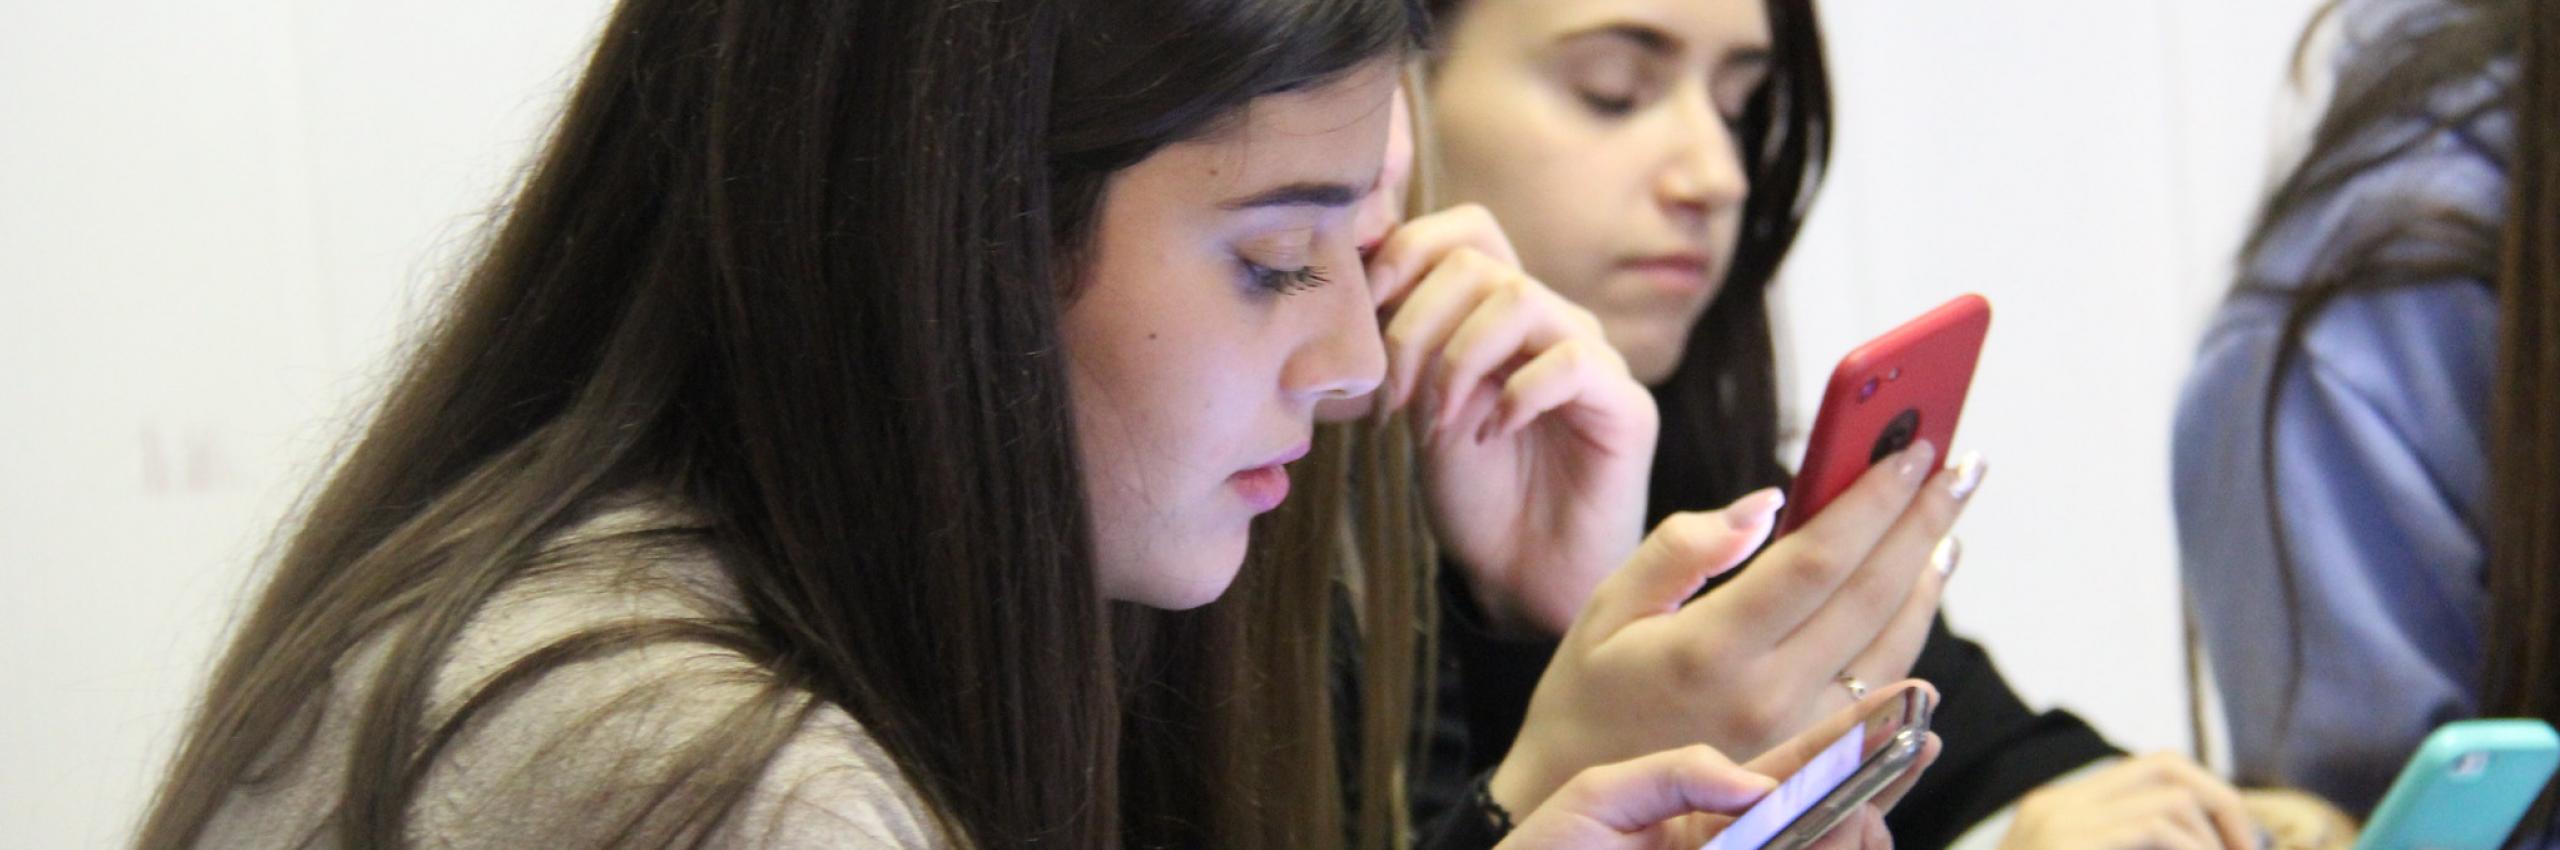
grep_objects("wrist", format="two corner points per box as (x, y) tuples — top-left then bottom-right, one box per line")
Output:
(1444, 562), (1550, 639)
(1487, 747), (1559, 821)
(1470, 583), (1548, 639)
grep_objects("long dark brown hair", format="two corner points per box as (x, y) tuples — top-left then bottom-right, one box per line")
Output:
(2231, 0), (2555, 835)
(135, 1), (1423, 848)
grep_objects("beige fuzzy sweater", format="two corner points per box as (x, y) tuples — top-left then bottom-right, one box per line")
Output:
(194, 501), (952, 848)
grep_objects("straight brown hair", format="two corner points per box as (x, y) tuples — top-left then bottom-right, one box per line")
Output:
(2482, 0), (2559, 837)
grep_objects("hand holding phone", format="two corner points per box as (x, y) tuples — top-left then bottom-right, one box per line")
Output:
(1701, 686), (1935, 850)
(1490, 685), (1936, 850)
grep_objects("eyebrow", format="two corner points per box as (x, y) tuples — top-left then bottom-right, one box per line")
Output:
(1720, 47), (1775, 77)
(1564, 22), (1681, 55)
(1560, 22), (1776, 73)
(1220, 179), (1375, 211)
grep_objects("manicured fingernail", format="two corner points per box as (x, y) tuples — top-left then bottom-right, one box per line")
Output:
(1945, 451), (1987, 501)
(1725, 487), (1786, 529)
(1930, 536), (1962, 580)
(1897, 439), (1939, 483)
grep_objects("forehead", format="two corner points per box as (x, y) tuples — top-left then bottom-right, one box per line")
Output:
(1155, 63), (1401, 201)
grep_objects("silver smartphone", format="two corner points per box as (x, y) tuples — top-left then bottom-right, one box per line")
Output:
(1698, 688), (1933, 850)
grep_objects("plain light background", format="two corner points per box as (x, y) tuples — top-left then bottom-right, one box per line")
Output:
(1, 1), (2327, 844)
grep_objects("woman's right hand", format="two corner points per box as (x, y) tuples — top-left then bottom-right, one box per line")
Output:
(1490, 438), (1983, 815)
(1501, 685), (1941, 850)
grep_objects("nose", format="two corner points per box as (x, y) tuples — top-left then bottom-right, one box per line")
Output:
(1282, 261), (1388, 404)
(1655, 92), (1749, 229)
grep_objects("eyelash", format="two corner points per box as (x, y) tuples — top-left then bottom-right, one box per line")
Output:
(1247, 262), (1332, 296)
(1579, 91), (1639, 117)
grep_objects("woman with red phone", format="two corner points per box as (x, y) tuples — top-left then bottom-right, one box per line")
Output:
(1399, 0), (2267, 848)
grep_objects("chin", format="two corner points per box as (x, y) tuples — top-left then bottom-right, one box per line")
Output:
(1116, 535), (1250, 611)
(1625, 334), (1698, 385)
(1604, 316), (1699, 386)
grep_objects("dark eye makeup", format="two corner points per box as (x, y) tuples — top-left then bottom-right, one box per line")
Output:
(1247, 262), (1332, 296)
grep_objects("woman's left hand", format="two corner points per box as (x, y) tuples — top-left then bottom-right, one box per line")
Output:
(1365, 203), (1660, 636)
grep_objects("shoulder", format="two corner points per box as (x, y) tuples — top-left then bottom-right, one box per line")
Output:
(406, 500), (956, 848)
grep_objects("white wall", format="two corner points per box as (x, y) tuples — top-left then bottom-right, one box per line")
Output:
(1779, 0), (2327, 758)
(0, 4), (611, 845)
(0, 2), (2324, 844)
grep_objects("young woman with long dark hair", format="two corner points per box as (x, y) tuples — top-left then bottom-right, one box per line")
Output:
(133, 0), (1935, 847)
(1405, 1), (2268, 848)
(2176, 0), (2556, 840)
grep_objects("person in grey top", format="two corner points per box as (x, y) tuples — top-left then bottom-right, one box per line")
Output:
(2174, 0), (2552, 835)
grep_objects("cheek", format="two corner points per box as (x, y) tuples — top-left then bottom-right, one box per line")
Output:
(1068, 316), (1276, 496)
(1432, 97), (1643, 288)
(1451, 147), (1636, 306)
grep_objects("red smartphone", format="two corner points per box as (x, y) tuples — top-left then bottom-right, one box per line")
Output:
(1776, 294), (1991, 535)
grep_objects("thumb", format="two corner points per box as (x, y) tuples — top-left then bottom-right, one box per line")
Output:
(1582, 488), (1784, 636)
(1532, 745), (1777, 836)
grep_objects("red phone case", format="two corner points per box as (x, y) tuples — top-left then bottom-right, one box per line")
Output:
(1777, 294), (1991, 535)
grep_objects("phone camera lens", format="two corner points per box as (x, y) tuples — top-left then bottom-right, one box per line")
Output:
(2454, 752), (2491, 778)
(1868, 409), (1921, 464)
(1859, 377), (1880, 401)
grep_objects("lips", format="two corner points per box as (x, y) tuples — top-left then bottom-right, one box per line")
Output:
(1229, 441), (1310, 514)
(1621, 253), (1715, 297)
(1230, 465), (1291, 513)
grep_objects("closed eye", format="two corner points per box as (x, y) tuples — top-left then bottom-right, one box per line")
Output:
(1247, 263), (1332, 296)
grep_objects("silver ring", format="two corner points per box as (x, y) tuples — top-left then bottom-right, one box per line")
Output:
(1837, 673), (1869, 701)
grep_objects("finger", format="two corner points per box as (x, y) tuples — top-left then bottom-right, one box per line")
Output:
(1829, 538), (1952, 690)
(1854, 809), (1891, 850)
(1779, 451), (1982, 669)
(1363, 203), (1522, 308)
(2116, 787), (2220, 850)
(1378, 250), (1499, 413)
(1704, 440), (1939, 646)
(2145, 818), (2215, 850)
(2144, 753), (2259, 850)
(1483, 338), (1641, 443)
(1796, 807), (1886, 850)
(1541, 745), (1778, 833)
(1864, 731), (1941, 812)
(1582, 492), (1786, 636)
(1430, 280), (1548, 432)
(1423, 367), (1506, 449)
(2166, 795), (2228, 850)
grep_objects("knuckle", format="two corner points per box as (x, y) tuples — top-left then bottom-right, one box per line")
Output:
(1381, 324), (1415, 353)
(1677, 743), (1734, 774)
(1553, 339), (1592, 370)
(1736, 697), (1790, 743)
(1570, 303), (1605, 335)
(1665, 642), (1727, 685)
(1780, 539), (1856, 589)
(1453, 202), (1497, 231)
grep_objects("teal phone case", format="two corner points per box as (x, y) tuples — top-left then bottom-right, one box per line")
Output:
(2352, 719), (2559, 850)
